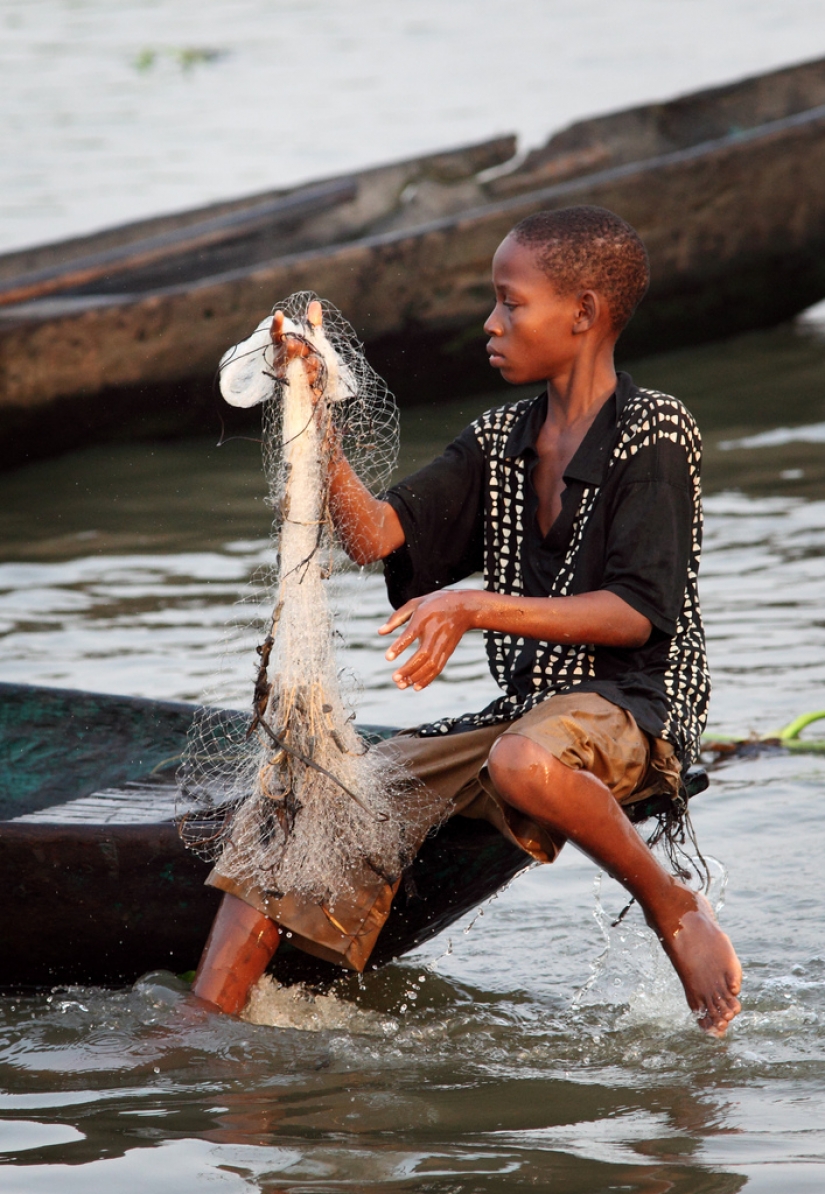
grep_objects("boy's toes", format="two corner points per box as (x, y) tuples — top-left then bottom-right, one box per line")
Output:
(696, 984), (741, 1036)
(697, 999), (729, 1036)
(702, 1015), (729, 1039)
(722, 992), (742, 1021)
(718, 968), (743, 1021)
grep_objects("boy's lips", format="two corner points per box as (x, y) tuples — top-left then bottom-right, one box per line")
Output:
(487, 346), (506, 367)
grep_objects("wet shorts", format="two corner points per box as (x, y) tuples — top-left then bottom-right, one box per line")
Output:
(208, 692), (680, 972)
(380, 690), (681, 863)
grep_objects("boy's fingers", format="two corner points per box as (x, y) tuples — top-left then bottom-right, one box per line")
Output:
(384, 624), (418, 661)
(269, 311), (322, 390)
(270, 310), (308, 355)
(393, 638), (441, 676)
(391, 658), (426, 689)
(396, 654), (434, 683)
(378, 604), (416, 636)
(394, 673), (433, 691)
(393, 650), (441, 690)
(273, 306), (321, 337)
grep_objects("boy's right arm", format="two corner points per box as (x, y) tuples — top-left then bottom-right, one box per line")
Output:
(269, 305), (405, 566)
(328, 446), (405, 566)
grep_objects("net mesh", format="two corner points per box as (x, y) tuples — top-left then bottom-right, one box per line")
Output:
(176, 293), (428, 910)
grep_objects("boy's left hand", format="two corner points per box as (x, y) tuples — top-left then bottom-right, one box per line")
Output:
(378, 592), (475, 691)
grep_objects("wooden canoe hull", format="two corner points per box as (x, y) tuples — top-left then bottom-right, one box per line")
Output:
(7, 107), (825, 374)
(0, 681), (704, 991)
(0, 682), (530, 990)
(0, 812), (529, 990)
(2, 820), (222, 988)
(3, 58), (825, 467)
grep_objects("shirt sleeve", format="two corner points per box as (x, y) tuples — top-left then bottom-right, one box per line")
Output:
(382, 425), (485, 608)
(600, 478), (695, 637)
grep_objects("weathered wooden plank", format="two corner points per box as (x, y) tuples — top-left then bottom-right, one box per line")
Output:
(0, 135), (517, 285)
(0, 179), (358, 307)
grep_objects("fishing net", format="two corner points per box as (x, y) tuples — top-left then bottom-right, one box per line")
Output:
(177, 293), (426, 910)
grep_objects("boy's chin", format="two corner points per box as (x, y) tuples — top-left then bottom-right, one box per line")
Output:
(496, 365), (542, 386)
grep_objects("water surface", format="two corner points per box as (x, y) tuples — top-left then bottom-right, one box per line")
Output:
(4, 4), (825, 1185)
(2, 315), (825, 1191)
(2, 0), (824, 254)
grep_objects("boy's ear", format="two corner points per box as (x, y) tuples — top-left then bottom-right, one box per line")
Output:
(572, 290), (600, 334)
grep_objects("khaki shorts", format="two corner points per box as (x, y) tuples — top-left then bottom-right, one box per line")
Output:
(208, 692), (680, 972)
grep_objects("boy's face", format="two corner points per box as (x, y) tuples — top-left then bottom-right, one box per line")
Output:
(484, 235), (586, 385)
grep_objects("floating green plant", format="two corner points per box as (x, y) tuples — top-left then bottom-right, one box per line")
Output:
(134, 46), (227, 73)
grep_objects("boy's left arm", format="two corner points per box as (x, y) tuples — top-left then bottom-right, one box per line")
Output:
(380, 588), (651, 691)
(381, 447), (695, 691)
(382, 401), (699, 693)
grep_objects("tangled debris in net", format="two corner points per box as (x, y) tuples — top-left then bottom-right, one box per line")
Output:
(177, 293), (422, 910)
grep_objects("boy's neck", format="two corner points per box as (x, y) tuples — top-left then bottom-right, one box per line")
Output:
(532, 349), (619, 536)
(543, 351), (618, 431)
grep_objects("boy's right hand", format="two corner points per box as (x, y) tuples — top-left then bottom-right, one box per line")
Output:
(270, 301), (323, 390)
(378, 591), (476, 691)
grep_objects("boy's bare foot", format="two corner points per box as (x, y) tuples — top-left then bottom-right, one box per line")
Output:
(487, 737), (742, 1039)
(653, 886), (742, 1036)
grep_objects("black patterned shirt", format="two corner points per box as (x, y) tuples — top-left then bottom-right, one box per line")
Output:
(383, 372), (709, 767)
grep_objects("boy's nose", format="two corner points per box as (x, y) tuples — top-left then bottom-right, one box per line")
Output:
(483, 309), (501, 336)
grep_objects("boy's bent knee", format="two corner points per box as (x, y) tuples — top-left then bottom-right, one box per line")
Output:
(487, 732), (566, 802)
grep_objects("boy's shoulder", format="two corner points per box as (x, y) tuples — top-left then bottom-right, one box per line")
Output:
(464, 393), (542, 452)
(617, 385), (702, 463)
(624, 384), (698, 426)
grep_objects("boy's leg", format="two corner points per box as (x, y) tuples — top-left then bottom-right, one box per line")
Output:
(487, 728), (742, 1036)
(192, 892), (282, 1014)
(192, 722), (514, 1014)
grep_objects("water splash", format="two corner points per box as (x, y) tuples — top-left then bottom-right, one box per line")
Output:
(572, 856), (730, 1031)
(241, 976), (396, 1036)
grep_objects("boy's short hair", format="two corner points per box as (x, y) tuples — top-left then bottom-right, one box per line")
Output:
(510, 206), (650, 333)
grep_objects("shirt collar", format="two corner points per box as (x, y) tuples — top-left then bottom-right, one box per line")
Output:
(503, 371), (637, 486)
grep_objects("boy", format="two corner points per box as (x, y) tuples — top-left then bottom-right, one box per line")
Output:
(194, 205), (742, 1036)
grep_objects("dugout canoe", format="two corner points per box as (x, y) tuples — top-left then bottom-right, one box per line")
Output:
(3, 56), (825, 469)
(0, 680), (706, 992)
(3, 55), (825, 468)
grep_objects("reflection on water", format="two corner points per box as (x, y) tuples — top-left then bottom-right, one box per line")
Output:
(3, 316), (825, 1190)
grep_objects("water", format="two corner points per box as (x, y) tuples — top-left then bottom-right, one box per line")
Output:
(4, 3), (825, 1189)
(2, 0), (825, 254)
(3, 315), (825, 1191)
